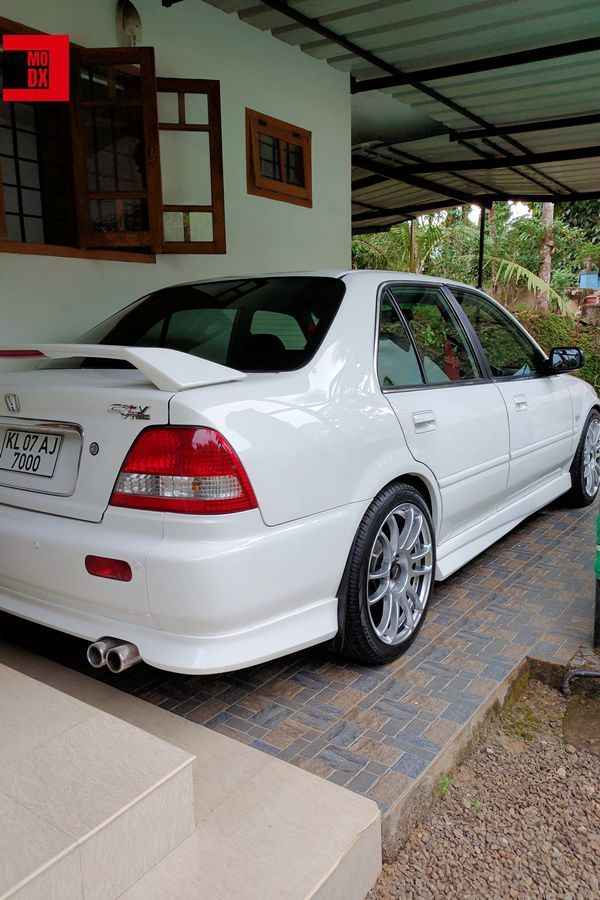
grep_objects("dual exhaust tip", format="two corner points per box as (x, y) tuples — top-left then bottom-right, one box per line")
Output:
(87, 638), (141, 674)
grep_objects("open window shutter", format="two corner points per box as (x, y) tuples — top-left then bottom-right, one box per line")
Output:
(156, 78), (225, 254)
(71, 47), (163, 250)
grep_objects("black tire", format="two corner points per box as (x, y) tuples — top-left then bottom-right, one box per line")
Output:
(564, 408), (600, 508)
(339, 482), (436, 665)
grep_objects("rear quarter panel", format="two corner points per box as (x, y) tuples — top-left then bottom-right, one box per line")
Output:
(169, 276), (442, 528)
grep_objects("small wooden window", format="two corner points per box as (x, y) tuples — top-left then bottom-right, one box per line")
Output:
(157, 78), (225, 254)
(246, 108), (311, 208)
(70, 47), (163, 250)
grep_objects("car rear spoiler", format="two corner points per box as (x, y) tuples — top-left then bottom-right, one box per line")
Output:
(0, 344), (247, 392)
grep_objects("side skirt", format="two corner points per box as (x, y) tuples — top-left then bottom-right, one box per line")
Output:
(435, 473), (571, 581)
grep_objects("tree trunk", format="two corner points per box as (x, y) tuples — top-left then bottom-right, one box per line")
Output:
(537, 202), (555, 311)
(410, 219), (418, 273)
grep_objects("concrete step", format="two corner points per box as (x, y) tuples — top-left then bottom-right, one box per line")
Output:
(0, 663), (195, 900)
(0, 642), (382, 900)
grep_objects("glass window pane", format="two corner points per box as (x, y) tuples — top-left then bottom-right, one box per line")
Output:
(251, 310), (307, 350)
(163, 211), (185, 242)
(157, 92), (179, 124)
(377, 295), (424, 388)
(14, 104), (35, 132)
(21, 188), (42, 216)
(84, 108), (146, 193)
(23, 216), (44, 243)
(1, 155), (17, 184)
(5, 213), (22, 241)
(90, 198), (148, 233)
(3, 185), (19, 214)
(284, 142), (305, 187)
(258, 133), (281, 181)
(82, 277), (345, 374)
(189, 211), (212, 242)
(79, 64), (141, 101)
(16, 130), (37, 160)
(184, 93), (208, 125)
(159, 131), (211, 205)
(18, 159), (40, 189)
(388, 285), (479, 384)
(0, 127), (14, 155)
(452, 289), (541, 377)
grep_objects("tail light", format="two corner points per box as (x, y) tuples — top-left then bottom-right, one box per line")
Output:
(109, 426), (258, 515)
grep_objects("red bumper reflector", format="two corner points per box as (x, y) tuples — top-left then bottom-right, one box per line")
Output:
(85, 555), (132, 582)
(0, 350), (45, 358)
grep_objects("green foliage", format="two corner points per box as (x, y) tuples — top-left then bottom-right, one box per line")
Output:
(513, 309), (600, 392)
(352, 201), (599, 311)
(434, 775), (453, 800)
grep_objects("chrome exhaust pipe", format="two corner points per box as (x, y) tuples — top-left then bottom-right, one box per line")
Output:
(87, 637), (123, 669)
(106, 642), (141, 674)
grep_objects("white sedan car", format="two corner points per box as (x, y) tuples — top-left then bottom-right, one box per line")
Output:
(0, 271), (598, 675)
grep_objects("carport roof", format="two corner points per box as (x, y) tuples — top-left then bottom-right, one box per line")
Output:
(199, 0), (600, 231)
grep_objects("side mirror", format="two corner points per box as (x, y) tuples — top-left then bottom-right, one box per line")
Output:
(547, 347), (585, 373)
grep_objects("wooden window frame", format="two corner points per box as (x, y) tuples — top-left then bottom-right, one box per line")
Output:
(246, 108), (312, 208)
(70, 47), (163, 251)
(0, 18), (227, 261)
(0, 19), (158, 262)
(157, 77), (225, 254)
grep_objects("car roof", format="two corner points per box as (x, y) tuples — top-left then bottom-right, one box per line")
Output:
(153, 270), (483, 293)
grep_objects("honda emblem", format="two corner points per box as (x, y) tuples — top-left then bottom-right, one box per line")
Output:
(5, 394), (21, 413)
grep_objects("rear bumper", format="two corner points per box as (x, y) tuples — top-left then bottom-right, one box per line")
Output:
(0, 502), (363, 673)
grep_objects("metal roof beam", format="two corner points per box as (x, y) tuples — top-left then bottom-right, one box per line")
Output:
(352, 36), (600, 93)
(394, 146), (600, 174)
(248, 2), (580, 194)
(351, 154), (479, 205)
(450, 112), (600, 141)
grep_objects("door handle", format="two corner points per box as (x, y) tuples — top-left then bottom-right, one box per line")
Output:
(513, 394), (528, 411)
(413, 410), (437, 432)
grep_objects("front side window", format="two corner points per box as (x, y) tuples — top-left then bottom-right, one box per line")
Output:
(387, 285), (480, 384)
(246, 108), (311, 207)
(451, 289), (542, 378)
(80, 276), (344, 372)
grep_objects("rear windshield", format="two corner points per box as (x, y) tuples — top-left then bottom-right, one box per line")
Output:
(80, 277), (345, 373)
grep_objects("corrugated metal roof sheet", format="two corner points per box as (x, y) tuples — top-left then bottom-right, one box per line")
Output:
(204, 0), (600, 230)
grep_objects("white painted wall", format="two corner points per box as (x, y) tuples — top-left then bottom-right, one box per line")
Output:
(0, 0), (351, 346)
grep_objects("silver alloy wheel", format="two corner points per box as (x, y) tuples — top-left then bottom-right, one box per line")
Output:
(366, 503), (433, 645)
(583, 417), (600, 497)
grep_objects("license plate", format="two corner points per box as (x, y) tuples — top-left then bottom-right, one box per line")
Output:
(0, 429), (64, 478)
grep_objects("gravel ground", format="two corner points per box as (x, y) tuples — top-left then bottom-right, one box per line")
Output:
(370, 679), (600, 900)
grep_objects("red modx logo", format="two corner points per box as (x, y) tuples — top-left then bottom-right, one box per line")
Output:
(2, 34), (70, 102)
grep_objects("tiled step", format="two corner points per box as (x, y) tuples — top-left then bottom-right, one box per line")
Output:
(0, 645), (382, 900)
(0, 664), (195, 900)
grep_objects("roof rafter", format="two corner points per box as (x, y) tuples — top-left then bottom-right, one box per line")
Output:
(351, 36), (600, 93)
(351, 153), (479, 205)
(450, 112), (600, 141)
(382, 145), (600, 174)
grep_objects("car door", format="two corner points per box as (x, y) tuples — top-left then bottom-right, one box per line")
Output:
(378, 283), (510, 543)
(450, 287), (574, 505)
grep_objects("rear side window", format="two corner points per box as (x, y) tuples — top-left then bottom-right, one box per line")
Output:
(80, 277), (345, 372)
(377, 294), (424, 388)
(387, 284), (480, 384)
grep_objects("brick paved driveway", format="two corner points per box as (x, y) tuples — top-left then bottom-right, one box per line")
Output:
(1, 499), (596, 816)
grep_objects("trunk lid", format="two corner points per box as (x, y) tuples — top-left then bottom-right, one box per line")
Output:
(0, 346), (246, 523)
(0, 367), (173, 523)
